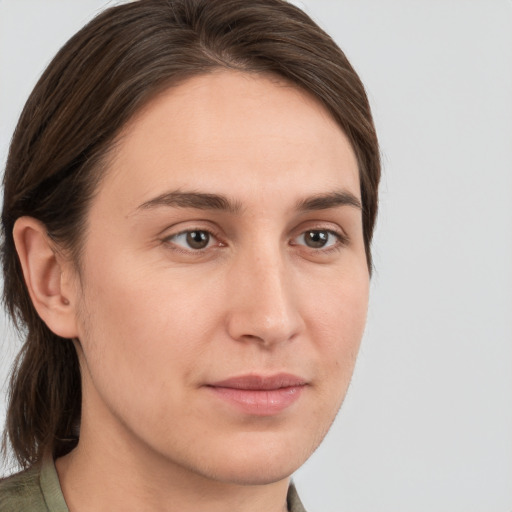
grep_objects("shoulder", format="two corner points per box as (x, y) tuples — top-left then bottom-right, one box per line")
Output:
(0, 464), (48, 511)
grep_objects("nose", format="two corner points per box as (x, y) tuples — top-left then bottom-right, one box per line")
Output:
(225, 246), (304, 348)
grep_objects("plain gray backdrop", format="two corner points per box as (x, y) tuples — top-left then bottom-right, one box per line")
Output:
(1, 1), (511, 511)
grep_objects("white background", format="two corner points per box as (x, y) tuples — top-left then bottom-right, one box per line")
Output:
(1, 1), (511, 511)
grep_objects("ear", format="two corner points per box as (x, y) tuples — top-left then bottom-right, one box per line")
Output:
(13, 216), (79, 339)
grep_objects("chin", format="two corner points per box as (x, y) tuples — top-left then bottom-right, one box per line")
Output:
(187, 430), (321, 486)
(200, 456), (299, 486)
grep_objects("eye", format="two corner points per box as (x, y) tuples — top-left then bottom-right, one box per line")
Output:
(292, 229), (342, 249)
(166, 230), (216, 250)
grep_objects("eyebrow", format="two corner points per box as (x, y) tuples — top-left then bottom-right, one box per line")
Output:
(137, 191), (242, 214)
(135, 189), (361, 214)
(295, 191), (362, 212)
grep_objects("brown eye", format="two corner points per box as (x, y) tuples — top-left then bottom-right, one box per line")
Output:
(293, 229), (342, 250)
(303, 230), (329, 248)
(186, 231), (210, 249)
(167, 230), (213, 250)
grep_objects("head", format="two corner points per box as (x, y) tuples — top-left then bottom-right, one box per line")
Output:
(1, 0), (380, 480)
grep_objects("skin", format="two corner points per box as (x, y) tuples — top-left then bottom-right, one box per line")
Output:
(15, 70), (369, 512)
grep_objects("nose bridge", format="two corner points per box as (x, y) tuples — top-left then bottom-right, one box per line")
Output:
(226, 240), (302, 346)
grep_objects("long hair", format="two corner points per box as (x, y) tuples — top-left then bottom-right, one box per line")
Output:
(1, 0), (380, 468)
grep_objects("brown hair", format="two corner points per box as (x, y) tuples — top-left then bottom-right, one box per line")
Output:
(1, 0), (380, 468)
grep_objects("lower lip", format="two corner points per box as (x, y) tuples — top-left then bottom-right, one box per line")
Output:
(207, 386), (305, 416)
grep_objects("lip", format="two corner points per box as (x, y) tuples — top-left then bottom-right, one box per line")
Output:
(206, 373), (307, 416)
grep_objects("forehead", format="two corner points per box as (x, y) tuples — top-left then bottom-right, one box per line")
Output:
(98, 70), (360, 213)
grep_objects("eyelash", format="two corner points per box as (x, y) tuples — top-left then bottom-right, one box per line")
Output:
(162, 226), (348, 255)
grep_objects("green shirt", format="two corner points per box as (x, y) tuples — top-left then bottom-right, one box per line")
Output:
(0, 458), (68, 512)
(0, 457), (307, 511)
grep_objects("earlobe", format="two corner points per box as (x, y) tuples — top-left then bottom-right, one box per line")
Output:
(13, 216), (79, 339)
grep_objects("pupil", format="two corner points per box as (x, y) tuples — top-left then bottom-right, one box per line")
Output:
(306, 231), (327, 248)
(186, 231), (209, 249)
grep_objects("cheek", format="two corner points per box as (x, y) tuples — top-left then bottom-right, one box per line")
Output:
(74, 256), (223, 389)
(74, 278), (209, 435)
(308, 267), (369, 381)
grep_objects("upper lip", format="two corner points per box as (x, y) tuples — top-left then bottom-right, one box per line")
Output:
(207, 373), (307, 390)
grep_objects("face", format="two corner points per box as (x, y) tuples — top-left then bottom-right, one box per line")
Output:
(69, 71), (369, 485)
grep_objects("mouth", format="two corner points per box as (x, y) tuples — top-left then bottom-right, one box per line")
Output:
(205, 373), (307, 416)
